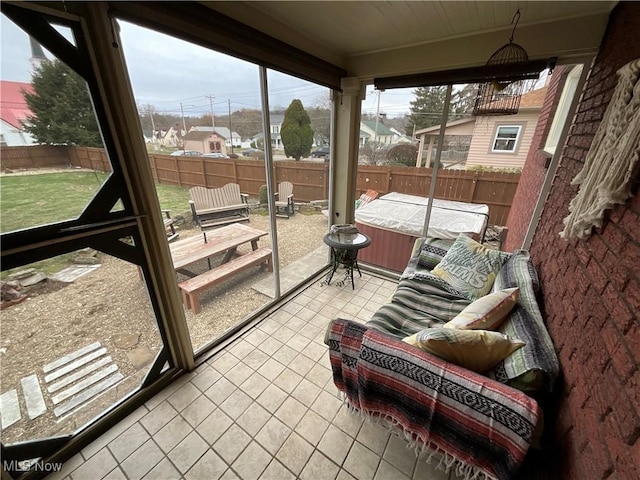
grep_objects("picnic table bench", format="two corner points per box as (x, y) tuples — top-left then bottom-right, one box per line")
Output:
(189, 184), (250, 229)
(170, 223), (270, 314)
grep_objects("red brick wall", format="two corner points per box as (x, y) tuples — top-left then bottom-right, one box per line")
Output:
(503, 66), (570, 251)
(529, 3), (640, 479)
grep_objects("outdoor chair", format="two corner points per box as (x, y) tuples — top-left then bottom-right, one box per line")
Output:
(275, 181), (295, 218)
(162, 209), (179, 242)
(189, 184), (250, 229)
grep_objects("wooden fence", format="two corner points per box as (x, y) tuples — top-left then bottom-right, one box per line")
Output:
(1, 146), (519, 225)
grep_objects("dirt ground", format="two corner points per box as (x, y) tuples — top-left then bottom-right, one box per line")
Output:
(0, 211), (328, 445)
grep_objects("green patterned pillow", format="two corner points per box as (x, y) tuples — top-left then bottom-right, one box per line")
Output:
(418, 238), (455, 269)
(432, 234), (511, 301)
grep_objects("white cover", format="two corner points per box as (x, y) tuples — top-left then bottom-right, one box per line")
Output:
(355, 192), (489, 240)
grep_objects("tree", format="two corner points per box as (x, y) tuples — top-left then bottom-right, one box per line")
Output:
(405, 86), (447, 135)
(22, 59), (102, 147)
(452, 84), (480, 115)
(280, 99), (314, 160)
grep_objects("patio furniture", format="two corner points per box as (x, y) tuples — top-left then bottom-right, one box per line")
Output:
(326, 237), (559, 480)
(189, 184), (250, 229)
(171, 223), (270, 314)
(275, 181), (295, 218)
(322, 229), (371, 289)
(162, 209), (179, 242)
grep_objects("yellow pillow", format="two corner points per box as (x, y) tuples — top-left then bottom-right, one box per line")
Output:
(444, 287), (519, 331)
(403, 328), (525, 373)
(431, 234), (511, 301)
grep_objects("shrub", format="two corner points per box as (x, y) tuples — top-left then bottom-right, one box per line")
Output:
(258, 185), (268, 204)
(386, 144), (418, 167)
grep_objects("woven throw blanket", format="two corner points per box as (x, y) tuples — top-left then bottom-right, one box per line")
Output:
(327, 319), (540, 480)
(561, 57), (640, 239)
(367, 274), (470, 338)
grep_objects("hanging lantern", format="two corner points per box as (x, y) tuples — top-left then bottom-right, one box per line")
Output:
(473, 10), (535, 116)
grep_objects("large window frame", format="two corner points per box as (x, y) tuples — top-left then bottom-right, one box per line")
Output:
(491, 124), (523, 153)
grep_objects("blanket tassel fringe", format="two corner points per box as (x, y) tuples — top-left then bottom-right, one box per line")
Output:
(341, 394), (497, 480)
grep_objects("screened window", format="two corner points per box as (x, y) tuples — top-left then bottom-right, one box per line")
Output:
(492, 125), (521, 152)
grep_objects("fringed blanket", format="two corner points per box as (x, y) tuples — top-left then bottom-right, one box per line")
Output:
(327, 318), (540, 480)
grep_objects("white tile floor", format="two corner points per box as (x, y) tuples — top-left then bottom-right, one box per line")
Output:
(47, 273), (455, 480)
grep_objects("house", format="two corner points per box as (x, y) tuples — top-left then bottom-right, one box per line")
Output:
(0, 80), (36, 146)
(2, 3), (636, 480)
(415, 86), (548, 169)
(360, 119), (395, 145)
(190, 126), (243, 150)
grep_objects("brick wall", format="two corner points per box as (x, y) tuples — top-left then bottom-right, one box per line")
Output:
(503, 66), (570, 251)
(529, 3), (640, 479)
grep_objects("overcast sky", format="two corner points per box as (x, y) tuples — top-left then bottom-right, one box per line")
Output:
(1, 14), (416, 118)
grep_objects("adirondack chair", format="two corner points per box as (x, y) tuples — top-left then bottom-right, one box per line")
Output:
(275, 181), (295, 218)
(189, 184), (250, 229)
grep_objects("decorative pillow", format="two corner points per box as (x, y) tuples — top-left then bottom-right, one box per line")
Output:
(403, 327), (525, 373)
(444, 287), (519, 331)
(417, 238), (455, 269)
(431, 234), (511, 301)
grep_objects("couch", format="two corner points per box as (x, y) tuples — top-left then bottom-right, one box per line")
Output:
(325, 236), (559, 480)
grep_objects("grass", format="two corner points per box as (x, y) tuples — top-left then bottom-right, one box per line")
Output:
(0, 171), (192, 278)
(0, 171), (191, 234)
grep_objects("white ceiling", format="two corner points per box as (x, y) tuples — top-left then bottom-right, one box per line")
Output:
(207, 1), (617, 80)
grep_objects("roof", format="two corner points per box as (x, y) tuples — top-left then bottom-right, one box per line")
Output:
(361, 120), (394, 136)
(184, 130), (214, 141)
(519, 86), (548, 108)
(0, 81), (34, 129)
(415, 117), (476, 135)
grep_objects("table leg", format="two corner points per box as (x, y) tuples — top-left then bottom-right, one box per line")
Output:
(251, 240), (259, 251)
(221, 247), (238, 264)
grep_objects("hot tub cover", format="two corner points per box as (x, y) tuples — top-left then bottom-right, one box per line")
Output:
(355, 192), (489, 239)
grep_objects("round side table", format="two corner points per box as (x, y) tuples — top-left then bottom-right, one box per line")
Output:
(322, 232), (371, 289)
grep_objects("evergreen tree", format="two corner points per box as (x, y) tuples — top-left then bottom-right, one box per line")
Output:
(280, 99), (314, 160)
(22, 59), (102, 147)
(452, 84), (480, 115)
(405, 86), (447, 135)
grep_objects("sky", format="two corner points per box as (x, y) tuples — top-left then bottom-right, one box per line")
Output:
(1, 14), (416, 118)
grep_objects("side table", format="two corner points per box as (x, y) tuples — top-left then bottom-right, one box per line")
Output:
(322, 232), (371, 289)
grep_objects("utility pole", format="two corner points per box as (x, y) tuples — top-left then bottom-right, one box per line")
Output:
(228, 99), (234, 154)
(374, 90), (381, 143)
(206, 94), (216, 130)
(179, 102), (186, 149)
(147, 103), (157, 151)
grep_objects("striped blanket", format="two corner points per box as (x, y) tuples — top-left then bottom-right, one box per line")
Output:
(327, 318), (541, 480)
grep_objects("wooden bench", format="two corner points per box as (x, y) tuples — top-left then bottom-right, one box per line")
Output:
(178, 247), (272, 314)
(189, 184), (250, 229)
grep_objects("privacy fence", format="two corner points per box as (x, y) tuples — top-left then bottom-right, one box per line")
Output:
(1, 146), (520, 225)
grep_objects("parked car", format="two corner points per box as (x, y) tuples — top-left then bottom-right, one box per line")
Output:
(170, 150), (202, 156)
(311, 146), (330, 158)
(241, 148), (263, 157)
(202, 152), (229, 159)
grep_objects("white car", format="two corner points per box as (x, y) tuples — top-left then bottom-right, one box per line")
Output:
(202, 152), (229, 159)
(170, 150), (202, 156)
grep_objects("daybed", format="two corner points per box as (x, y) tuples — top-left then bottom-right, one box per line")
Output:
(325, 235), (559, 480)
(355, 192), (489, 272)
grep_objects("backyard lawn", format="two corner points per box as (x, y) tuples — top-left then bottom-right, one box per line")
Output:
(0, 171), (192, 276)
(0, 171), (192, 234)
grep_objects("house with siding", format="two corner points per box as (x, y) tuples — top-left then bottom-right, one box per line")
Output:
(415, 86), (548, 169)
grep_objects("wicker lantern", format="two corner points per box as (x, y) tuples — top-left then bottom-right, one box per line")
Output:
(473, 10), (534, 116)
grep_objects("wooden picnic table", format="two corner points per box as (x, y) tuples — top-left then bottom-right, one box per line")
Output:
(170, 223), (272, 313)
(170, 223), (267, 277)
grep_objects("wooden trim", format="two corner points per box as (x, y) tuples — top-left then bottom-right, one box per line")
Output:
(110, 1), (346, 91)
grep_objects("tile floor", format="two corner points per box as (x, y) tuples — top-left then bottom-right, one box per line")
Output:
(48, 272), (455, 480)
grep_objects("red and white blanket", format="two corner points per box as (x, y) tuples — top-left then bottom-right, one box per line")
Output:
(326, 318), (540, 480)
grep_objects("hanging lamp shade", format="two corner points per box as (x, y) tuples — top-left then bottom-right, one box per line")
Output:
(473, 10), (536, 116)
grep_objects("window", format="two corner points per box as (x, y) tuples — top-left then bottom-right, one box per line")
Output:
(544, 65), (583, 156)
(492, 125), (522, 153)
